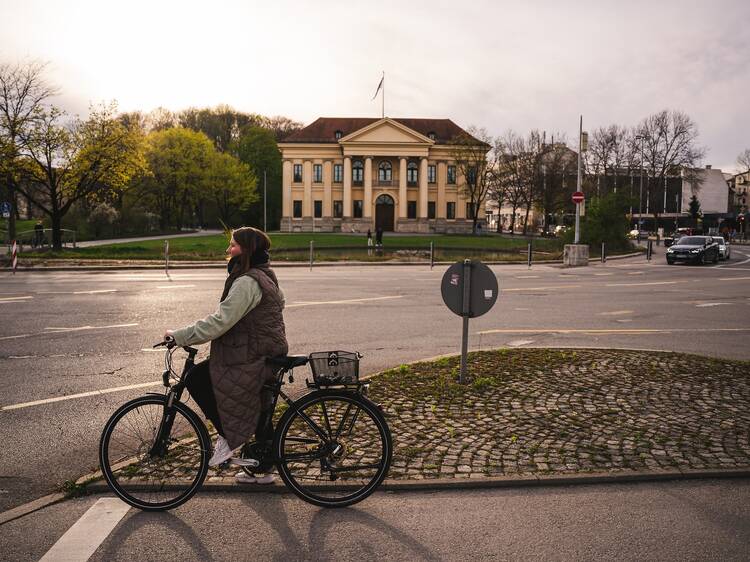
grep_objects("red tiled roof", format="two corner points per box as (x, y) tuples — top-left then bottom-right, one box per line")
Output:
(281, 117), (486, 146)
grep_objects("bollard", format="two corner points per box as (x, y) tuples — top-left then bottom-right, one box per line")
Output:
(164, 240), (169, 276)
(601, 242), (606, 263)
(527, 242), (532, 269)
(646, 240), (652, 261)
(430, 241), (434, 270)
(309, 240), (314, 271)
(11, 240), (18, 274)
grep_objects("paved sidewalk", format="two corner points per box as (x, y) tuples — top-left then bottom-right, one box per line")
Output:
(84, 348), (750, 493)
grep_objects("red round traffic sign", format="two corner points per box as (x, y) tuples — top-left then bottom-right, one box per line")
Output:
(572, 191), (585, 204)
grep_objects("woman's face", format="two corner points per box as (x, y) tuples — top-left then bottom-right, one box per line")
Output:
(227, 236), (243, 258)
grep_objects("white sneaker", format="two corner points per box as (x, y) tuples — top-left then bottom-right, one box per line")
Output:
(230, 456), (260, 468)
(209, 435), (232, 467)
(235, 471), (275, 484)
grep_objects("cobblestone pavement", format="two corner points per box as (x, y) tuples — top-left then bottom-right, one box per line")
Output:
(372, 349), (750, 480)
(95, 348), (750, 487)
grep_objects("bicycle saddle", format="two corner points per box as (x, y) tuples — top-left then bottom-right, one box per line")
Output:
(267, 355), (309, 369)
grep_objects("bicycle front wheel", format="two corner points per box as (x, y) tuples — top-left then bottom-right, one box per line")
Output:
(275, 391), (392, 508)
(99, 395), (210, 511)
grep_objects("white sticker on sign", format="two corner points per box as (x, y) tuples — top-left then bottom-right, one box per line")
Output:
(450, 274), (460, 286)
(484, 290), (493, 299)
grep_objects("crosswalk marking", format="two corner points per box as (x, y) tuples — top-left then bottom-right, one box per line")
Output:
(39, 497), (130, 562)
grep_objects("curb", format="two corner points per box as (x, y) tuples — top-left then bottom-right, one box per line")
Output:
(1, 251), (643, 272)
(81, 467), (750, 496)
(0, 492), (66, 526)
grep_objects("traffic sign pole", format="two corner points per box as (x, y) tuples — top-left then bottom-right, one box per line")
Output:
(459, 259), (472, 384)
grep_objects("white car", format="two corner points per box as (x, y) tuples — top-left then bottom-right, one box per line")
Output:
(712, 236), (730, 260)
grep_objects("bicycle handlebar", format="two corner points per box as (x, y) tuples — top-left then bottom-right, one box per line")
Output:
(153, 335), (176, 349)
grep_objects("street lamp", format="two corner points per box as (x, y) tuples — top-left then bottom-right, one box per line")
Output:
(635, 134), (646, 239)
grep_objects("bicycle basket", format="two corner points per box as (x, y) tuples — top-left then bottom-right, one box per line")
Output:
(308, 351), (360, 386)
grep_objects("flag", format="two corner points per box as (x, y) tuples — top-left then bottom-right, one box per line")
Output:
(371, 75), (383, 100)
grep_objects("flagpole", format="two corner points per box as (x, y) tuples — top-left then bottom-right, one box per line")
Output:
(381, 71), (385, 118)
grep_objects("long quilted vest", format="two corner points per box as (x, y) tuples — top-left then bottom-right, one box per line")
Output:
(209, 264), (288, 449)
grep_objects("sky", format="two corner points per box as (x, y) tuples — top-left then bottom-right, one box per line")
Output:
(2, 0), (748, 172)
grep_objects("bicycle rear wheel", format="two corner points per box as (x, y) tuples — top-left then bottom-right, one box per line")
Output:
(275, 391), (392, 508)
(99, 395), (210, 511)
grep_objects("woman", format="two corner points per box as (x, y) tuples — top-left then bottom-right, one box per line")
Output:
(165, 226), (288, 484)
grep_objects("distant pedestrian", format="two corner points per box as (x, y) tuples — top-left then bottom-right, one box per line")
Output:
(375, 227), (383, 248)
(33, 220), (44, 248)
(476, 222), (482, 236)
(367, 229), (373, 247)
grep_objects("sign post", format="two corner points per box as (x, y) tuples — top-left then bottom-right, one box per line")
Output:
(441, 260), (499, 384)
(572, 191), (585, 243)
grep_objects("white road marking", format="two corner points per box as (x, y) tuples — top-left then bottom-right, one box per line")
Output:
(606, 280), (687, 287)
(514, 307), (531, 311)
(594, 273), (614, 276)
(515, 275), (539, 279)
(0, 295), (33, 302)
(718, 276), (750, 281)
(598, 310), (634, 316)
(287, 295), (403, 307)
(39, 497), (130, 562)
(156, 284), (196, 289)
(503, 285), (581, 292)
(8, 355), (36, 359)
(1, 381), (162, 411)
(478, 327), (750, 335)
(695, 302), (731, 307)
(0, 334), (32, 341)
(73, 289), (118, 294)
(507, 339), (535, 347)
(44, 323), (139, 333)
(627, 272), (644, 275)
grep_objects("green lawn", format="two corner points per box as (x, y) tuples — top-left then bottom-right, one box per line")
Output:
(25, 232), (564, 261)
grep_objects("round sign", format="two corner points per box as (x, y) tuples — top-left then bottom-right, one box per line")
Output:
(572, 191), (585, 204)
(441, 260), (499, 318)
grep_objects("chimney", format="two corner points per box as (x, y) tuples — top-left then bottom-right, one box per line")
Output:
(705, 165), (712, 169)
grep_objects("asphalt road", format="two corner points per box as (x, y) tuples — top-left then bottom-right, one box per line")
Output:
(1, 245), (750, 513)
(3, 479), (749, 561)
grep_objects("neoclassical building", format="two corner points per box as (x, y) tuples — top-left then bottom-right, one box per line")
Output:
(278, 117), (487, 233)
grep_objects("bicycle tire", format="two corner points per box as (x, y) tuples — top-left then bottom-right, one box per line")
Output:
(99, 395), (210, 511)
(274, 391), (392, 508)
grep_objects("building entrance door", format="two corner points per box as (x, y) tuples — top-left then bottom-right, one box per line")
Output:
(375, 194), (395, 231)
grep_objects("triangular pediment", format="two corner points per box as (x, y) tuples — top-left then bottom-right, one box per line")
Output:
(339, 118), (434, 145)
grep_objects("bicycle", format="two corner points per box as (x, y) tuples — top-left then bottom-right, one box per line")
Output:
(99, 340), (392, 511)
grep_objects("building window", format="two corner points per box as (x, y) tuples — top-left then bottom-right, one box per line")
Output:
(428, 164), (436, 184)
(333, 200), (343, 218)
(293, 200), (302, 218)
(447, 165), (456, 185)
(293, 164), (303, 183)
(333, 164), (343, 183)
(353, 200), (363, 218)
(314, 200), (322, 218)
(428, 131), (436, 141)
(467, 166), (477, 187)
(466, 202), (475, 219)
(428, 201), (436, 219)
(313, 164), (322, 183)
(334, 130), (343, 140)
(378, 161), (392, 182)
(446, 202), (456, 219)
(407, 201), (417, 219)
(352, 160), (363, 185)
(407, 161), (418, 186)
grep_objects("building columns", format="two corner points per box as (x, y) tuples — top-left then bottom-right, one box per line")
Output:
(282, 160), (292, 217)
(303, 160), (312, 217)
(419, 157), (429, 218)
(323, 160), (332, 217)
(364, 156), (373, 218)
(399, 157), (407, 218)
(343, 157), (352, 218)
(437, 161), (447, 219)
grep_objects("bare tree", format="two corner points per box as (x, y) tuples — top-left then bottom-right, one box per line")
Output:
(450, 126), (493, 234)
(494, 130), (537, 234)
(0, 61), (57, 239)
(586, 124), (630, 195)
(737, 148), (750, 174)
(637, 110), (705, 225)
(536, 137), (577, 234)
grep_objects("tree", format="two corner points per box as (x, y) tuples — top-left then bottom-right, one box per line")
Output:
(688, 194), (701, 220)
(450, 127), (493, 234)
(206, 151), (257, 225)
(585, 125), (630, 196)
(15, 102), (145, 249)
(138, 127), (216, 230)
(233, 125), (282, 230)
(737, 148), (750, 174)
(0, 61), (57, 240)
(536, 139), (577, 234)
(637, 110), (705, 225)
(494, 130), (537, 234)
(567, 191), (632, 252)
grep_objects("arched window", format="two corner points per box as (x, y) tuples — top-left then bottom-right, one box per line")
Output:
(378, 161), (392, 182)
(407, 161), (418, 186)
(352, 160), (363, 184)
(376, 194), (394, 206)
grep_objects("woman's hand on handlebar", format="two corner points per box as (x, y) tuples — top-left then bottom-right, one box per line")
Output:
(153, 332), (177, 348)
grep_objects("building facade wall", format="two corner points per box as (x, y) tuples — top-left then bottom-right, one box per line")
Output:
(278, 119), (485, 233)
